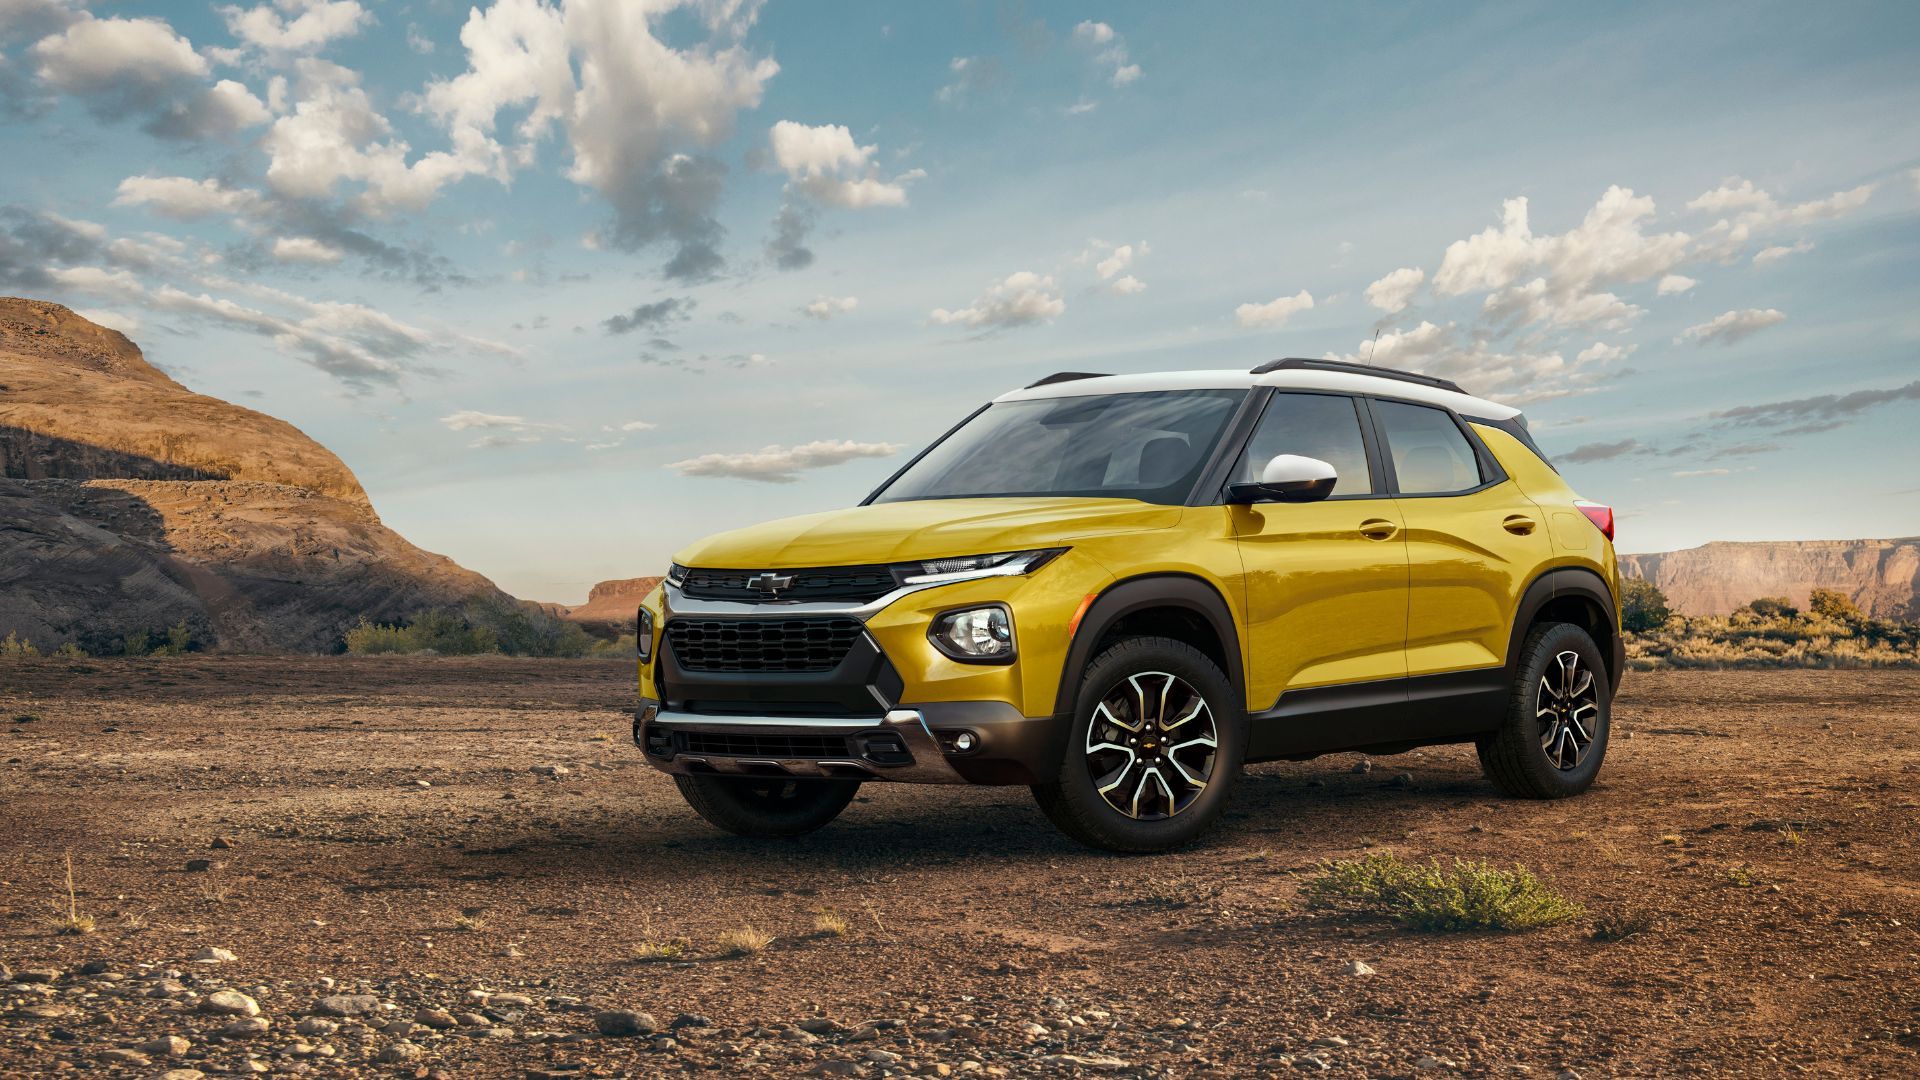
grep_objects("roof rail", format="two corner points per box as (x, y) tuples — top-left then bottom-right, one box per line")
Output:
(1250, 357), (1465, 395)
(1025, 371), (1112, 388)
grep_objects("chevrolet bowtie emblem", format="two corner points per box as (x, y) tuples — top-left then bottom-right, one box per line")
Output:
(745, 572), (797, 597)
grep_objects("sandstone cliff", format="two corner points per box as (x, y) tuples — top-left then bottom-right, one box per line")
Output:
(1620, 539), (1920, 619)
(554, 576), (664, 632)
(0, 298), (506, 652)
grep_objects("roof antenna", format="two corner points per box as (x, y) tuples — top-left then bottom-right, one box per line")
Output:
(1364, 328), (1381, 366)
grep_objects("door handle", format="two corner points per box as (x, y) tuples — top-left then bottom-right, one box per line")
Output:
(1358, 518), (1399, 541)
(1503, 514), (1537, 535)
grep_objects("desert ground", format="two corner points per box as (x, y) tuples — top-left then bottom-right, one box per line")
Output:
(1, 659), (1916, 1079)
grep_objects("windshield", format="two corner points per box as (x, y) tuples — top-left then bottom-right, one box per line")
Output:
(873, 389), (1246, 504)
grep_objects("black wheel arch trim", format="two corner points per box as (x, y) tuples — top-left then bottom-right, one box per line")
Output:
(1052, 572), (1245, 717)
(1506, 566), (1622, 697)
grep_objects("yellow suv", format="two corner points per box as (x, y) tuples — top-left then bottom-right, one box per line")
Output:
(634, 358), (1622, 851)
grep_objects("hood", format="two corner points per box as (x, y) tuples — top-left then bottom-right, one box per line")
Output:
(675, 497), (1183, 568)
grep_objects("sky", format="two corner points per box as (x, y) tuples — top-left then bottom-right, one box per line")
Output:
(1, 0), (1917, 602)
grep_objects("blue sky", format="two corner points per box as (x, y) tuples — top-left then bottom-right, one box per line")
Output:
(2, 0), (1916, 601)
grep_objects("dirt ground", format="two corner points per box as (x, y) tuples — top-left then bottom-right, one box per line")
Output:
(1, 658), (1916, 1079)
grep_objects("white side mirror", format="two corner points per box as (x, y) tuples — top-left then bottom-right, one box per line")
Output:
(1230, 454), (1338, 503)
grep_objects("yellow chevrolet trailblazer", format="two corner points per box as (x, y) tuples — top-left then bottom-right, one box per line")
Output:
(633, 359), (1622, 851)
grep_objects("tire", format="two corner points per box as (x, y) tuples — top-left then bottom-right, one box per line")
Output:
(1032, 636), (1248, 853)
(673, 775), (860, 838)
(1477, 622), (1612, 798)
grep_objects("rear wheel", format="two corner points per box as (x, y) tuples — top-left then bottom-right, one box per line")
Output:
(1032, 636), (1247, 853)
(673, 775), (860, 837)
(1477, 622), (1611, 798)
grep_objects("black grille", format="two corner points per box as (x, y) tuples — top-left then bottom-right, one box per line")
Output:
(678, 564), (899, 603)
(677, 731), (852, 758)
(665, 617), (864, 673)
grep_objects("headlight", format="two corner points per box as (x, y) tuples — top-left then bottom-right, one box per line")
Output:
(898, 548), (1065, 585)
(929, 604), (1016, 663)
(636, 607), (654, 660)
(665, 563), (688, 587)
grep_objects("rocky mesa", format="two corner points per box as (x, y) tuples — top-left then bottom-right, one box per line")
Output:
(0, 298), (507, 653)
(1621, 538), (1920, 618)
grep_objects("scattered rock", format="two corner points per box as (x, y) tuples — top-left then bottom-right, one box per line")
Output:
(376, 1041), (424, 1064)
(1342, 960), (1376, 976)
(1039, 1054), (1133, 1070)
(669, 1013), (712, 1029)
(811, 1062), (860, 1078)
(140, 1035), (191, 1058)
(219, 1016), (271, 1038)
(415, 1006), (458, 1030)
(797, 1017), (842, 1035)
(98, 1048), (150, 1066)
(78, 960), (112, 976)
(157, 1071), (205, 1080)
(532, 764), (570, 779)
(13, 968), (61, 984)
(594, 1010), (656, 1037)
(184, 859), (221, 872)
(294, 1017), (338, 1037)
(313, 993), (381, 1017)
(1351, 757), (1372, 774)
(489, 992), (535, 1008)
(193, 947), (237, 963)
(199, 990), (259, 1017)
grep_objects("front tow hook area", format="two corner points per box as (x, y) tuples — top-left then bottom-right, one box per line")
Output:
(634, 704), (969, 784)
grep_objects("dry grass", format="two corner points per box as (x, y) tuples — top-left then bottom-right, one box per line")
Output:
(46, 853), (95, 935)
(813, 909), (850, 937)
(1659, 833), (1685, 846)
(1777, 825), (1807, 848)
(453, 913), (488, 933)
(632, 940), (686, 962)
(589, 731), (614, 743)
(1592, 909), (1658, 942)
(715, 924), (774, 956)
(1724, 864), (1758, 888)
(1304, 852), (1584, 932)
(198, 883), (230, 906)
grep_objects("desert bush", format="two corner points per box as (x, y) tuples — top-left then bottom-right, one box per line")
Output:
(1303, 852), (1583, 931)
(1619, 577), (1672, 633)
(343, 597), (605, 657)
(715, 925), (774, 956)
(1627, 591), (1919, 670)
(0, 631), (39, 658)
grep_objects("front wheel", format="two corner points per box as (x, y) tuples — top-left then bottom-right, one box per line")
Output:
(673, 775), (860, 837)
(1032, 636), (1247, 853)
(1477, 622), (1612, 798)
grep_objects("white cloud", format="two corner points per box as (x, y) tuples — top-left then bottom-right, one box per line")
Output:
(1090, 241), (1149, 293)
(1094, 243), (1137, 280)
(1753, 240), (1813, 265)
(1689, 177), (1877, 261)
(1434, 187), (1690, 299)
(801, 295), (859, 320)
(1656, 273), (1697, 296)
(441, 410), (537, 431)
(931, 272), (1065, 331)
(1673, 468), (1734, 478)
(1676, 308), (1786, 347)
(1482, 277), (1641, 330)
(114, 175), (267, 220)
(30, 12), (270, 139)
(1109, 275), (1145, 294)
(1072, 21), (1141, 88)
(1575, 342), (1633, 365)
(768, 121), (920, 209)
(223, 1), (370, 54)
(1363, 266), (1425, 313)
(1234, 289), (1314, 329)
(666, 439), (902, 483)
(271, 236), (343, 264)
(468, 433), (542, 449)
(1323, 321), (1593, 405)
(619, 419), (656, 432)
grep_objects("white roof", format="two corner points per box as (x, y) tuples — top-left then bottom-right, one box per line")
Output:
(996, 366), (1521, 420)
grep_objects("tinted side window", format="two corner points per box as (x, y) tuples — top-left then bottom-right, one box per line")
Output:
(1234, 393), (1373, 496)
(1374, 400), (1484, 495)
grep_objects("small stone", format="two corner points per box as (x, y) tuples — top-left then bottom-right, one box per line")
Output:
(797, 1017), (842, 1035)
(1351, 757), (1372, 774)
(99, 1049), (150, 1066)
(781, 1027), (820, 1045)
(140, 1035), (191, 1058)
(294, 1018), (338, 1038)
(415, 1007), (458, 1030)
(1039, 1054), (1133, 1070)
(669, 1013), (712, 1029)
(313, 993), (381, 1017)
(1020, 1022), (1050, 1037)
(532, 764), (570, 778)
(1309, 1035), (1349, 1048)
(595, 1010), (656, 1037)
(376, 1041), (424, 1064)
(1416, 1057), (1454, 1071)
(210, 837), (234, 849)
(200, 990), (260, 1016)
(14, 967), (62, 984)
(454, 1011), (489, 1027)
(811, 1063), (860, 1078)
(79, 960), (112, 976)
(184, 859), (221, 872)
(219, 1016), (271, 1039)
(158, 1071), (206, 1080)
(413, 779), (432, 788)
(1388, 772), (1415, 788)
(193, 947), (237, 963)
(865, 1049), (903, 1064)
(489, 993), (535, 1008)
(1342, 960), (1375, 976)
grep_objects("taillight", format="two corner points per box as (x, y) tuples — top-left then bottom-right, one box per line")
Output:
(1575, 501), (1614, 542)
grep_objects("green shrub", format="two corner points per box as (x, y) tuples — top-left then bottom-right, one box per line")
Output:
(120, 629), (151, 657)
(1619, 577), (1671, 633)
(1808, 588), (1862, 623)
(1626, 591), (1919, 669)
(343, 597), (603, 658)
(1302, 852), (1584, 931)
(0, 631), (39, 658)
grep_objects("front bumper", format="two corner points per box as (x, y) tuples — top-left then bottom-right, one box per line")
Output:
(634, 699), (1063, 786)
